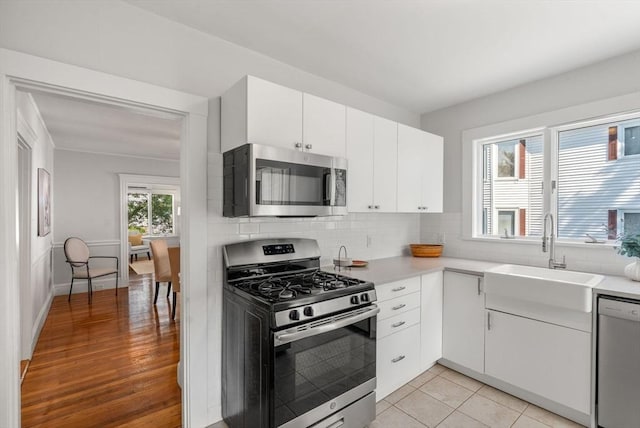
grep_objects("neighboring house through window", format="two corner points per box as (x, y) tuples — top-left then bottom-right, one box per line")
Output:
(473, 112), (640, 242)
(478, 134), (542, 237)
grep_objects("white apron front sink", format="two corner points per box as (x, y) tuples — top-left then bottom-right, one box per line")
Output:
(484, 264), (604, 313)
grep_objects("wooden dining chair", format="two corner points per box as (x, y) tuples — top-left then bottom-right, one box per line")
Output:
(149, 239), (171, 304)
(167, 246), (180, 320)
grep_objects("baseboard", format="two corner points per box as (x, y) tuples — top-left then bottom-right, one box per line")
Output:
(30, 287), (54, 357)
(53, 276), (126, 296)
(437, 358), (590, 427)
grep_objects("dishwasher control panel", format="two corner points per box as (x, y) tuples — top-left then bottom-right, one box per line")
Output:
(599, 296), (640, 321)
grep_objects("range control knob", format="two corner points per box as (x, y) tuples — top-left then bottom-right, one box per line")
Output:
(303, 306), (314, 317)
(289, 310), (300, 321)
(360, 293), (369, 303)
(350, 295), (360, 305)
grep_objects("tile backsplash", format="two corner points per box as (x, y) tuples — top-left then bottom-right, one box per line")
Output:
(421, 212), (632, 276)
(207, 152), (421, 283)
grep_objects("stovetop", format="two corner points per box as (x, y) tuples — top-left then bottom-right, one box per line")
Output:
(227, 269), (374, 311)
(223, 238), (376, 321)
(235, 270), (364, 301)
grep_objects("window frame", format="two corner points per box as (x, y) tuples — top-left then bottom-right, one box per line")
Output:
(472, 128), (544, 240)
(619, 120), (640, 158)
(619, 209), (640, 235)
(495, 208), (518, 238)
(493, 140), (519, 180)
(468, 108), (640, 245)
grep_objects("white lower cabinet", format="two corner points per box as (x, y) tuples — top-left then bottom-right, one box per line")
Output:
(442, 271), (485, 373)
(485, 310), (591, 414)
(376, 273), (443, 400)
(420, 271), (442, 371)
(377, 324), (421, 399)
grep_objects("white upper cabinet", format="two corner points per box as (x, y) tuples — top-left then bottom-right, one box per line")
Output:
(303, 93), (346, 158)
(221, 76), (346, 157)
(373, 116), (398, 212)
(222, 76), (303, 153)
(346, 109), (397, 212)
(421, 131), (444, 212)
(397, 124), (443, 213)
(346, 108), (375, 212)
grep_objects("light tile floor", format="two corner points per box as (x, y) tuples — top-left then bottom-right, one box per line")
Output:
(371, 364), (585, 428)
(209, 364), (585, 428)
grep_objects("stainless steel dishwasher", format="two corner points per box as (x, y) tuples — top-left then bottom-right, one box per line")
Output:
(597, 296), (640, 428)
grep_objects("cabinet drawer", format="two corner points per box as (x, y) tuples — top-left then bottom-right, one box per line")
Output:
(377, 324), (421, 399)
(376, 276), (421, 302)
(378, 292), (420, 320)
(378, 307), (420, 339)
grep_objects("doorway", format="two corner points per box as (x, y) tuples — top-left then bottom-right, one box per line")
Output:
(19, 90), (184, 426)
(0, 49), (209, 428)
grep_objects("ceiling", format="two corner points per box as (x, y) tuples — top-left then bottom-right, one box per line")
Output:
(29, 91), (182, 160)
(126, 0), (640, 114)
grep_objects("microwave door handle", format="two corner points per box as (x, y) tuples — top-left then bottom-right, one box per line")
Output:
(329, 168), (337, 206)
(274, 305), (380, 346)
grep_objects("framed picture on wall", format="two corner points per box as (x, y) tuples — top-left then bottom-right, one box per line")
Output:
(38, 168), (51, 237)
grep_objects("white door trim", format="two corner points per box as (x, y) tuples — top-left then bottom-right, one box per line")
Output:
(17, 133), (33, 361)
(0, 48), (209, 427)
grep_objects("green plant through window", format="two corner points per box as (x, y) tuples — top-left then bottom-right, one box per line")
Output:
(128, 192), (174, 235)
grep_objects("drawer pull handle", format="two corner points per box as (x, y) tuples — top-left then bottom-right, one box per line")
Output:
(477, 277), (482, 295)
(487, 312), (491, 331)
(392, 286), (406, 292)
(392, 304), (406, 310)
(391, 321), (406, 328)
(391, 355), (406, 363)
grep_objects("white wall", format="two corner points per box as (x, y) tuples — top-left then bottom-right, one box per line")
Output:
(16, 91), (55, 359)
(420, 49), (640, 275)
(0, 1), (419, 128)
(52, 150), (179, 290)
(0, 3), (424, 425)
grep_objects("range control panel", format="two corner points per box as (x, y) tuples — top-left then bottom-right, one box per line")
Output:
(263, 244), (295, 256)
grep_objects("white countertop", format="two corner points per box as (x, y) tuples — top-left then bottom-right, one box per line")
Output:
(594, 275), (640, 300)
(326, 255), (640, 300)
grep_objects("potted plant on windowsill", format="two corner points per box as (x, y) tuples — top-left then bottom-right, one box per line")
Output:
(616, 232), (640, 281)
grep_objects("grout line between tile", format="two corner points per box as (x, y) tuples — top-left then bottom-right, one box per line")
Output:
(389, 402), (430, 428)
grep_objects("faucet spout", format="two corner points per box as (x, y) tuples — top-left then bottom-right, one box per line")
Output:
(542, 212), (566, 269)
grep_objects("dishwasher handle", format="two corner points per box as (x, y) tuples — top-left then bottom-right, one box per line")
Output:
(599, 297), (640, 322)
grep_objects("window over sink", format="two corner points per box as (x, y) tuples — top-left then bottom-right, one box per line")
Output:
(472, 111), (640, 242)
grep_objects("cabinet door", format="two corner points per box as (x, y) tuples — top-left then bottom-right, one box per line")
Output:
(397, 124), (423, 212)
(420, 132), (443, 213)
(442, 271), (485, 373)
(373, 117), (398, 212)
(377, 324), (421, 400)
(246, 76), (303, 151)
(346, 108), (374, 212)
(421, 271), (443, 371)
(485, 310), (591, 414)
(303, 93), (346, 158)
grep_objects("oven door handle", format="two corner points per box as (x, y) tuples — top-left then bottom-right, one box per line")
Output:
(274, 305), (380, 346)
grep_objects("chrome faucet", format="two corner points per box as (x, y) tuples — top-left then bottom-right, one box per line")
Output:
(542, 213), (566, 269)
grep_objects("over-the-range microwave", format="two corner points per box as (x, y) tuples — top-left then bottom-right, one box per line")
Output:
(223, 143), (348, 217)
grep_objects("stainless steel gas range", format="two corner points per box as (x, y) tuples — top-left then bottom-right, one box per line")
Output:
(222, 238), (378, 428)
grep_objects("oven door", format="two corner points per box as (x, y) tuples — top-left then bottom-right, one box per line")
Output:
(272, 305), (379, 428)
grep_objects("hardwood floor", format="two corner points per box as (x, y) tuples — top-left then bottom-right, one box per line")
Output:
(21, 273), (181, 428)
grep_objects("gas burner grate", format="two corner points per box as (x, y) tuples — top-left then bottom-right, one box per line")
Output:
(235, 270), (367, 303)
